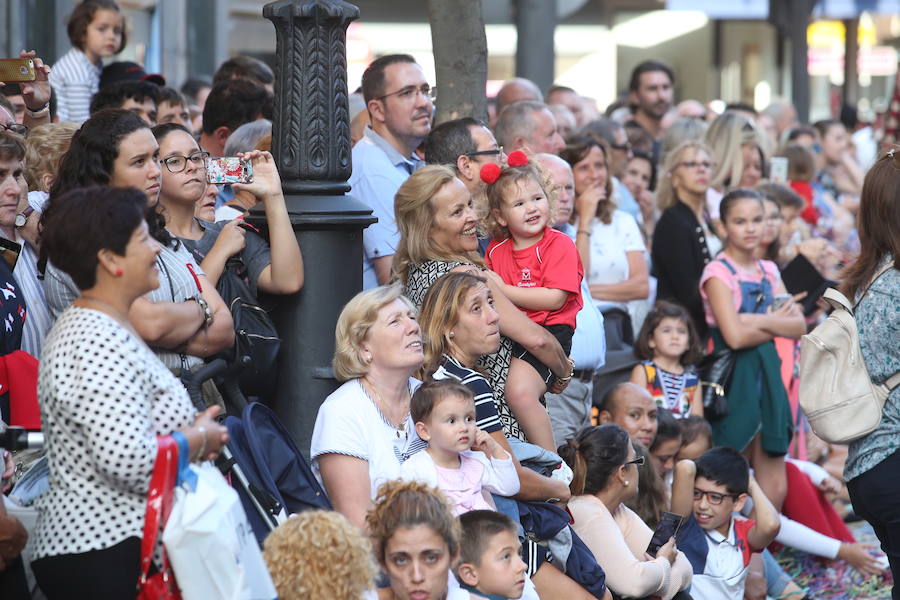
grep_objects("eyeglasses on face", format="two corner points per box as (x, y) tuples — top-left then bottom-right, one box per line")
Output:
(1, 122), (27, 137)
(678, 160), (714, 171)
(377, 84), (436, 103)
(693, 488), (739, 505)
(161, 151), (210, 174)
(610, 142), (631, 152)
(465, 146), (504, 158)
(622, 455), (645, 468)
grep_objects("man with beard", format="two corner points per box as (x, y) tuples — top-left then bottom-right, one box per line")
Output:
(350, 54), (433, 288)
(625, 61), (675, 162)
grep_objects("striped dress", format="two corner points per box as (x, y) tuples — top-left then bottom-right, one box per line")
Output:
(49, 48), (101, 123)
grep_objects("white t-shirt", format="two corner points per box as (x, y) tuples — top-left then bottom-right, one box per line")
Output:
(580, 209), (645, 312)
(310, 378), (425, 499)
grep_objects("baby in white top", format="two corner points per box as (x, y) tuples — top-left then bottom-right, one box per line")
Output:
(401, 380), (520, 515)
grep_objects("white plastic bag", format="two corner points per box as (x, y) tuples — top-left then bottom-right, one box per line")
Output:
(162, 461), (277, 600)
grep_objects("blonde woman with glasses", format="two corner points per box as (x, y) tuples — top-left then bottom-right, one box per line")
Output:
(651, 140), (720, 339)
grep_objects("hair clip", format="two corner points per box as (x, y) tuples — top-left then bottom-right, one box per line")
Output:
(480, 162), (502, 184)
(506, 150), (529, 167)
(889, 148), (896, 158)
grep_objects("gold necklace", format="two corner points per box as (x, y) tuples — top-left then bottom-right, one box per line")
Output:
(362, 378), (410, 438)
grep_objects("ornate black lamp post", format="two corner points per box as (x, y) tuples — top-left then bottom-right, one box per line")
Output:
(261, 0), (373, 455)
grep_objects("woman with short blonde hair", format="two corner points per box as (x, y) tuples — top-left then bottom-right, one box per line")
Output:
(651, 140), (720, 338)
(311, 285), (426, 530)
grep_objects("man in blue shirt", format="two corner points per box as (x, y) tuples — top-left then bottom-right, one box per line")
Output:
(350, 54), (433, 288)
(537, 153), (606, 446)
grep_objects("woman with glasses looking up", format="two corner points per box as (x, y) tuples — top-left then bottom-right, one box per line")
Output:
(560, 424), (693, 599)
(151, 123), (302, 295)
(651, 140), (720, 340)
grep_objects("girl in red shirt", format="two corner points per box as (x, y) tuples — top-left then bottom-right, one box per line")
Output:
(481, 152), (584, 451)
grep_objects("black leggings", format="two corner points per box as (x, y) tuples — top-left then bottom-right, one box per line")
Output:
(847, 449), (900, 600)
(32, 537), (141, 600)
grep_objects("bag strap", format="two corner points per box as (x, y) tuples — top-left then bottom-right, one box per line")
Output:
(171, 431), (198, 491)
(853, 262), (895, 309)
(139, 436), (178, 586)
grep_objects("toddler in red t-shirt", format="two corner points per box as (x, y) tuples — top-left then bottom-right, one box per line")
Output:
(481, 151), (584, 451)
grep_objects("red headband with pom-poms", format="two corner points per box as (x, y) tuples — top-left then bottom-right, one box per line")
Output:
(479, 150), (530, 184)
(480, 162), (502, 184)
(506, 150), (529, 167)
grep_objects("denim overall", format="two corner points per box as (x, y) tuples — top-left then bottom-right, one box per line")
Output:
(718, 257), (773, 314)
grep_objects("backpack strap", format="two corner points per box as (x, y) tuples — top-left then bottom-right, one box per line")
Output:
(887, 372), (900, 392)
(821, 287), (854, 313)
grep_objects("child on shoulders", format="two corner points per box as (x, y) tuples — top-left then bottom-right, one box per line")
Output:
(400, 380), (520, 516)
(481, 151), (583, 452)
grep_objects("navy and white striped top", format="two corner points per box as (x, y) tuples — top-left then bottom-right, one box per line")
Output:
(49, 48), (101, 123)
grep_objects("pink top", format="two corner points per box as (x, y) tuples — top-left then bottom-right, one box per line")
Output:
(699, 258), (783, 326)
(568, 495), (692, 599)
(435, 454), (494, 516)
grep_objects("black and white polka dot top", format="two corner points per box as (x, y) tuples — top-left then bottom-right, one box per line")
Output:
(33, 306), (195, 559)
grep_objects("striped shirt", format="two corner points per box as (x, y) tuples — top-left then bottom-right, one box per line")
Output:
(432, 354), (502, 434)
(43, 241), (206, 371)
(49, 48), (101, 123)
(12, 235), (51, 359)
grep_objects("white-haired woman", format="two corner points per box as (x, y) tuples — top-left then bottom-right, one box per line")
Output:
(310, 285), (426, 529)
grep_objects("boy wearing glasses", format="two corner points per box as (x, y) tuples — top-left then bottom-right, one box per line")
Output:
(670, 447), (780, 600)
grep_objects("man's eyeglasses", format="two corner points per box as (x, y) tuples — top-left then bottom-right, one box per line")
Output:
(465, 146), (504, 158)
(610, 142), (631, 152)
(161, 151), (210, 174)
(1, 122), (27, 137)
(693, 488), (740, 505)
(622, 455), (645, 468)
(678, 160), (715, 171)
(377, 84), (436, 103)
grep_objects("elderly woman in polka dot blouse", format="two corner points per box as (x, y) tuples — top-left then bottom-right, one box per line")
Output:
(29, 187), (228, 600)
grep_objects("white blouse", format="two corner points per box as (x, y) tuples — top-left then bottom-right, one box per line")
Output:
(33, 307), (196, 559)
(580, 209), (645, 311)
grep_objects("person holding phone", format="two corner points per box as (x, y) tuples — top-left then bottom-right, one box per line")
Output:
(559, 425), (692, 599)
(150, 123), (302, 294)
(41, 109), (234, 383)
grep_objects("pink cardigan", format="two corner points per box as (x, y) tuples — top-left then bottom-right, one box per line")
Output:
(568, 494), (692, 599)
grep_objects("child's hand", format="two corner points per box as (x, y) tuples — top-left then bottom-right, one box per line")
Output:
(471, 429), (505, 459)
(817, 476), (842, 495)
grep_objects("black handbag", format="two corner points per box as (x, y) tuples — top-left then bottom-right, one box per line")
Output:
(698, 348), (734, 421)
(217, 257), (281, 397)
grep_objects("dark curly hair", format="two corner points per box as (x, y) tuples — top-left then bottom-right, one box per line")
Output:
(44, 109), (174, 261)
(41, 186), (147, 290)
(558, 424), (631, 496)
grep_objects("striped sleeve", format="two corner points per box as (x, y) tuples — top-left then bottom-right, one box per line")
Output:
(49, 49), (100, 123)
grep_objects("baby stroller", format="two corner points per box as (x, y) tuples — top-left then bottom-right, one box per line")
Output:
(219, 401), (331, 544)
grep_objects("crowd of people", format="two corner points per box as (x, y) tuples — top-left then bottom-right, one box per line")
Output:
(0, 0), (898, 599)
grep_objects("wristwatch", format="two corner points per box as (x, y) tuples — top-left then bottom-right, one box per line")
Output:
(24, 102), (50, 118)
(14, 206), (33, 228)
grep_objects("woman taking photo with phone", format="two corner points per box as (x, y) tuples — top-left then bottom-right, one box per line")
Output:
(151, 123), (302, 294)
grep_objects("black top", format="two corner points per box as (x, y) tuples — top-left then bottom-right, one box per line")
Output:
(651, 201), (712, 339)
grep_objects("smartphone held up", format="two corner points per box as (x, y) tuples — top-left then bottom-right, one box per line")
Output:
(206, 157), (253, 184)
(0, 58), (36, 83)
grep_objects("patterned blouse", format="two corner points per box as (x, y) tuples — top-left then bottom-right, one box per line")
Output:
(404, 259), (523, 440)
(845, 258), (900, 481)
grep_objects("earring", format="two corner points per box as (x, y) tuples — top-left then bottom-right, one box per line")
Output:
(623, 481), (630, 487)
(448, 331), (455, 339)
(115, 269), (124, 276)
